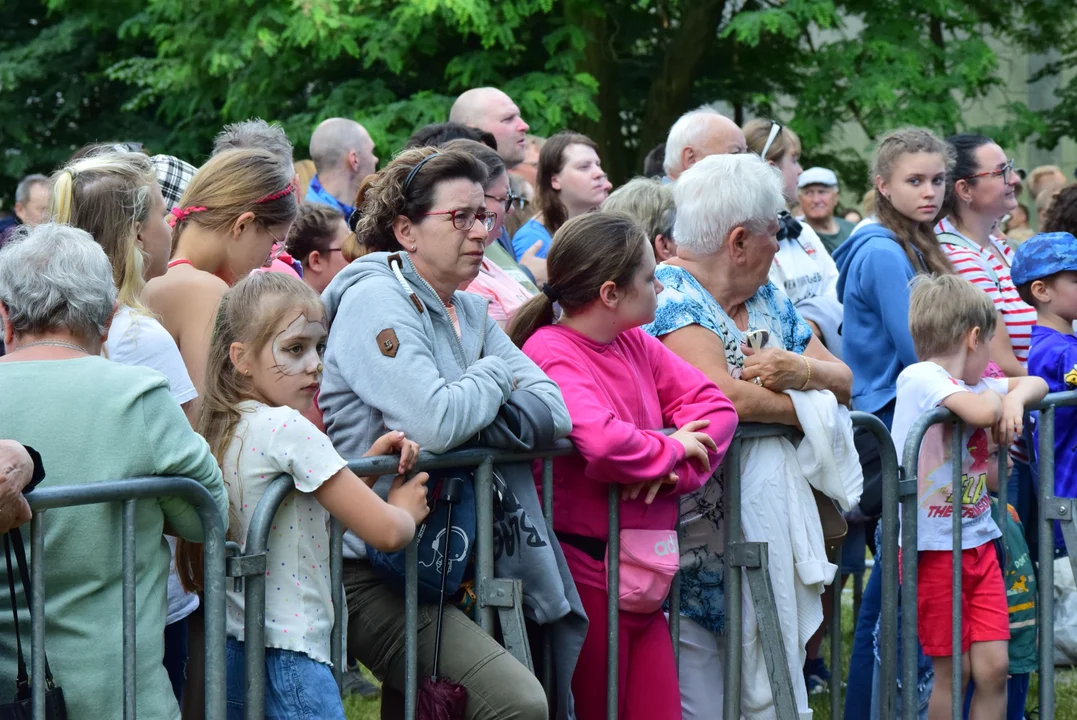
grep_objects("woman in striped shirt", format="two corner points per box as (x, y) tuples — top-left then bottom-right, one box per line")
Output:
(936, 134), (1034, 378)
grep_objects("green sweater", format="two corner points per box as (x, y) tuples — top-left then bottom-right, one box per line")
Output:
(0, 357), (227, 720)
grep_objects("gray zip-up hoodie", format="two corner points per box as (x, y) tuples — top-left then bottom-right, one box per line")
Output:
(321, 251), (586, 719)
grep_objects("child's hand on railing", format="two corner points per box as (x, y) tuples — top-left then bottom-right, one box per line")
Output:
(387, 472), (431, 526)
(671, 419), (718, 473)
(622, 472), (679, 504)
(365, 430), (421, 475)
(994, 393), (1026, 447)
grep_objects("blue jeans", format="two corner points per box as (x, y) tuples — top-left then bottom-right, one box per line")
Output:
(846, 522), (934, 719)
(164, 617), (189, 704)
(844, 403), (894, 720)
(226, 638), (344, 720)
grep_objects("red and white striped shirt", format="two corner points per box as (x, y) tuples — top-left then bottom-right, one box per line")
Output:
(935, 218), (1036, 364)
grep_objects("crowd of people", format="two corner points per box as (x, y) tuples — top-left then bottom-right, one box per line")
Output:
(0, 84), (1075, 720)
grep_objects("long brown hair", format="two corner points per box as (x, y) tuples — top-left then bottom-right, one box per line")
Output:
(175, 272), (324, 592)
(871, 128), (954, 276)
(508, 212), (649, 348)
(535, 131), (600, 236)
(341, 147), (488, 262)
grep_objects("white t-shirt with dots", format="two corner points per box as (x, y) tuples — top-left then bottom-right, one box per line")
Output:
(224, 400), (347, 665)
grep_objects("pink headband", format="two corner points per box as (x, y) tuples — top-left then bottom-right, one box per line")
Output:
(254, 184), (295, 205)
(169, 206), (208, 228)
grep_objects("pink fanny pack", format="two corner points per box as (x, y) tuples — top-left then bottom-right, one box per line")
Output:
(606, 529), (680, 614)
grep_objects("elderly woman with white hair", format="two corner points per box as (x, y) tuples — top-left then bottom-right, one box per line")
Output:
(0, 224), (227, 720)
(643, 153), (853, 718)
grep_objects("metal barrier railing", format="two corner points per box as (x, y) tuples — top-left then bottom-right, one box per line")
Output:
(721, 413), (896, 720)
(20, 476), (229, 720)
(886, 389), (1077, 720)
(229, 414), (889, 719)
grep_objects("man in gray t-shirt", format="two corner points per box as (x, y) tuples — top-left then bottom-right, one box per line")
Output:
(798, 166), (855, 254)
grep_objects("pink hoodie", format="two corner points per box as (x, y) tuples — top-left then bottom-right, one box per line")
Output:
(523, 325), (738, 590)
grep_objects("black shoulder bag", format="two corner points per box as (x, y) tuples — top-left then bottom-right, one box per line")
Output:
(1, 529), (66, 720)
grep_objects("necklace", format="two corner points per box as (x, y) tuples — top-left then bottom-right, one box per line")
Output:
(15, 340), (90, 354)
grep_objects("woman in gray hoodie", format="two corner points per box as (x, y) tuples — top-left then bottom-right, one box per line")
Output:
(320, 147), (585, 720)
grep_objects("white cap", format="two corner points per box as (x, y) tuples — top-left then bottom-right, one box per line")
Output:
(798, 167), (838, 188)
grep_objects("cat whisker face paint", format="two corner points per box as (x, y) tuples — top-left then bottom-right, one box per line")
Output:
(269, 312), (329, 380)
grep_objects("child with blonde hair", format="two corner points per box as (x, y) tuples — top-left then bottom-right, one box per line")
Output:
(199, 272), (430, 719)
(892, 274), (1047, 720)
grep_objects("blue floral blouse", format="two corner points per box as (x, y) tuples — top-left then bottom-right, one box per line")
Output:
(643, 263), (811, 635)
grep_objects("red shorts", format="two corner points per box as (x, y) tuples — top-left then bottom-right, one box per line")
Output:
(916, 543), (1009, 656)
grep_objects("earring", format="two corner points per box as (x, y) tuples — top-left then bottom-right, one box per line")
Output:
(965, 198), (973, 208)
(410, 246), (417, 252)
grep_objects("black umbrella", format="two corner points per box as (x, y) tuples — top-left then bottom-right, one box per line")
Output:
(418, 474), (468, 720)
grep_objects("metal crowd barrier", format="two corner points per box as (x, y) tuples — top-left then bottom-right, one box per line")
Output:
(886, 389), (1077, 720)
(228, 414), (890, 720)
(19, 476), (229, 720)
(720, 413), (897, 720)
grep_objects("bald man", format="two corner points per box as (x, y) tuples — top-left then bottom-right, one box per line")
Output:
(307, 117), (378, 218)
(450, 88), (530, 168)
(662, 108), (747, 181)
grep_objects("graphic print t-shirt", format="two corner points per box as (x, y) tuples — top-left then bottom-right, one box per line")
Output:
(891, 362), (1005, 551)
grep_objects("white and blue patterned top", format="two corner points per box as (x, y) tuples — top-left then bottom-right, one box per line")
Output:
(643, 263), (811, 635)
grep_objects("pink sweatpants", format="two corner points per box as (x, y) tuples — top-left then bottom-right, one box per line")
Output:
(572, 582), (681, 720)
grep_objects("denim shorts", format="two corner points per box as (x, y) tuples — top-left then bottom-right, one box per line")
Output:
(226, 637), (344, 720)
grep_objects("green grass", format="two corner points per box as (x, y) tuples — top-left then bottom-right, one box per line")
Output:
(345, 581), (1077, 719)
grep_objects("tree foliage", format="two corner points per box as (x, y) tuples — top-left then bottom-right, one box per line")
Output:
(2, 0), (1075, 204)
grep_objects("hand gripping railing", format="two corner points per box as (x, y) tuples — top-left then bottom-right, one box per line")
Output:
(21, 476), (229, 720)
(226, 441), (575, 720)
(231, 414), (890, 720)
(886, 390), (1077, 720)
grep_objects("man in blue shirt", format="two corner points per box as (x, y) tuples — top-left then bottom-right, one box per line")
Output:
(1013, 231), (1077, 553)
(306, 118), (378, 221)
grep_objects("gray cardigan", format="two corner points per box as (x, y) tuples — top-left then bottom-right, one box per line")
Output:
(321, 251), (586, 719)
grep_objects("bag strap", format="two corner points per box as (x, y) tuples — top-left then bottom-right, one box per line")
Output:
(937, 232), (1002, 291)
(6, 530), (57, 691)
(4, 533), (29, 695)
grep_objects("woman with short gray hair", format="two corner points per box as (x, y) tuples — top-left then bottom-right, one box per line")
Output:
(602, 177), (677, 261)
(0, 224), (227, 720)
(642, 154), (853, 718)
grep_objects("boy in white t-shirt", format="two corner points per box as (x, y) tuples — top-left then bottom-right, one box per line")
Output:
(892, 275), (1047, 720)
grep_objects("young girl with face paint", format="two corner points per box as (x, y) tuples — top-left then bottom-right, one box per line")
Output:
(195, 272), (431, 719)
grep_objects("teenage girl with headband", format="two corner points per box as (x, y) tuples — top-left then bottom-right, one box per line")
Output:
(143, 147), (298, 420)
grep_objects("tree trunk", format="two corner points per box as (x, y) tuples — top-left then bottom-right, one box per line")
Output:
(564, 2), (627, 184)
(636, 0), (730, 173)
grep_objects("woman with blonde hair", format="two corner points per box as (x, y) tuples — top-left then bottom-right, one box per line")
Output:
(49, 149), (200, 702)
(143, 148), (298, 414)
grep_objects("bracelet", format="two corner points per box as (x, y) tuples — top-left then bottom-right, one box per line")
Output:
(799, 356), (812, 391)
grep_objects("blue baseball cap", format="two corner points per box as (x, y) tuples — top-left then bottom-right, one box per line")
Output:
(1011, 232), (1077, 286)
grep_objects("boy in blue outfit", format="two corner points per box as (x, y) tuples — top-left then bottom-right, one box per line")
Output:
(1012, 231), (1077, 554)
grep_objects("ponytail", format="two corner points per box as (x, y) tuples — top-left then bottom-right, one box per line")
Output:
(49, 170), (76, 224)
(508, 291), (557, 348)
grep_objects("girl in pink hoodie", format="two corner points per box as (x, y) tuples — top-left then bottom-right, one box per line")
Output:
(510, 212), (738, 720)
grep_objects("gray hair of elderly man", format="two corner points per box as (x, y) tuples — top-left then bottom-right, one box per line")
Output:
(663, 106), (728, 177)
(672, 153), (785, 256)
(0, 223), (116, 340)
(212, 118), (294, 168)
(15, 174), (49, 205)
